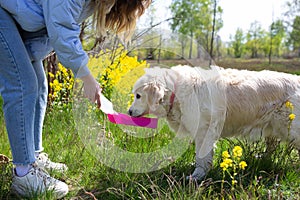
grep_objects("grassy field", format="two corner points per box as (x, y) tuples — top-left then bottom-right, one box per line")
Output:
(150, 57), (300, 73)
(216, 58), (300, 74)
(1, 58), (300, 199)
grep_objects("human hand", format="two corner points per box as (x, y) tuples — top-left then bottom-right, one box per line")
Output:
(80, 74), (101, 108)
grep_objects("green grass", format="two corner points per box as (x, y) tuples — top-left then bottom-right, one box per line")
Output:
(1, 99), (300, 199)
(1, 59), (300, 199)
(215, 57), (300, 74)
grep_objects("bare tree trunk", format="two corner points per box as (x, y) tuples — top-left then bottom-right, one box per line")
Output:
(180, 34), (187, 59)
(197, 41), (202, 59)
(181, 38), (185, 59)
(269, 9), (275, 65)
(157, 34), (162, 63)
(269, 30), (273, 64)
(189, 31), (193, 59)
(210, 0), (217, 65)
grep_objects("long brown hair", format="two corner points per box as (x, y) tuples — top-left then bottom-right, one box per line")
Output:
(93, 0), (152, 39)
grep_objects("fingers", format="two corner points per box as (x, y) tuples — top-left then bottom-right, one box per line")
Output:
(81, 74), (102, 108)
(95, 88), (101, 109)
(86, 86), (102, 108)
(95, 96), (101, 109)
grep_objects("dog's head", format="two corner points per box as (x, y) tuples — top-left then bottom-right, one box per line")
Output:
(128, 67), (177, 118)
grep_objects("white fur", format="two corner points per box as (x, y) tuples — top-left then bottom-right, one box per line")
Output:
(128, 65), (300, 180)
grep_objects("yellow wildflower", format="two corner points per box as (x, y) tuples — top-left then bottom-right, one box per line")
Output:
(239, 161), (247, 170)
(233, 146), (243, 158)
(285, 101), (294, 109)
(289, 113), (296, 121)
(48, 63), (74, 105)
(222, 151), (230, 159)
(232, 179), (237, 186)
(220, 146), (247, 191)
(224, 158), (233, 166)
(220, 158), (233, 171)
(220, 162), (228, 171)
(48, 72), (55, 78)
(90, 46), (149, 100)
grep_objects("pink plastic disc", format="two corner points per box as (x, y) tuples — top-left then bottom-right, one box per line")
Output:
(107, 113), (158, 129)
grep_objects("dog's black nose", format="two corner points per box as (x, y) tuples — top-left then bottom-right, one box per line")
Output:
(128, 109), (132, 116)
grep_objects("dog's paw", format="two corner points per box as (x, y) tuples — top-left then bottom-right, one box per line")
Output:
(186, 167), (206, 181)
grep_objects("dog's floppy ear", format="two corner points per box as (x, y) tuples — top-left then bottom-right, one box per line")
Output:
(143, 82), (164, 111)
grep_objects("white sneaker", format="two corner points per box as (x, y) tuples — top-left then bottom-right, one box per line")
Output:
(36, 153), (68, 172)
(11, 165), (69, 198)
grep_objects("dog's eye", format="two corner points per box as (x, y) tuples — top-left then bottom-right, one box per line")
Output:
(136, 94), (141, 99)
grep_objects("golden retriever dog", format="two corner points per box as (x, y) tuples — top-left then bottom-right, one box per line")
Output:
(128, 65), (300, 180)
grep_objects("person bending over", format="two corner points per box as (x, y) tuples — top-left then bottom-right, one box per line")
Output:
(0, 0), (151, 198)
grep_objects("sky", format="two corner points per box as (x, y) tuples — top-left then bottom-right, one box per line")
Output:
(218, 0), (286, 41)
(138, 0), (288, 42)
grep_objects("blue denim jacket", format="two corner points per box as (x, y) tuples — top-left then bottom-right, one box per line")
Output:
(0, 0), (94, 77)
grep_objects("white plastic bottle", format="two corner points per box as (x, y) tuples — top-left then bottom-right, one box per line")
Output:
(100, 93), (115, 114)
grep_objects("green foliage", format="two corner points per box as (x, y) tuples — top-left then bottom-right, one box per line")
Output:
(0, 161), (11, 199)
(88, 46), (148, 99)
(231, 28), (245, 58)
(270, 20), (286, 57)
(170, 0), (223, 56)
(290, 16), (300, 52)
(48, 63), (74, 110)
(227, 20), (299, 59)
(228, 20), (287, 59)
(245, 21), (267, 58)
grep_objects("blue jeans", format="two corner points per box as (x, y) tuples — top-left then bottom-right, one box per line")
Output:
(0, 6), (52, 165)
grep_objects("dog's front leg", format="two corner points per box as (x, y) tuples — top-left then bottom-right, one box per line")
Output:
(188, 114), (224, 181)
(188, 135), (214, 180)
(189, 148), (213, 181)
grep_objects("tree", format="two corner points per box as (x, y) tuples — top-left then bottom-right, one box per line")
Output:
(170, 0), (197, 59)
(210, 0), (217, 61)
(290, 16), (300, 56)
(285, 0), (300, 25)
(231, 28), (244, 58)
(283, 0), (300, 56)
(270, 20), (285, 57)
(245, 21), (266, 58)
(170, 0), (223, 59)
